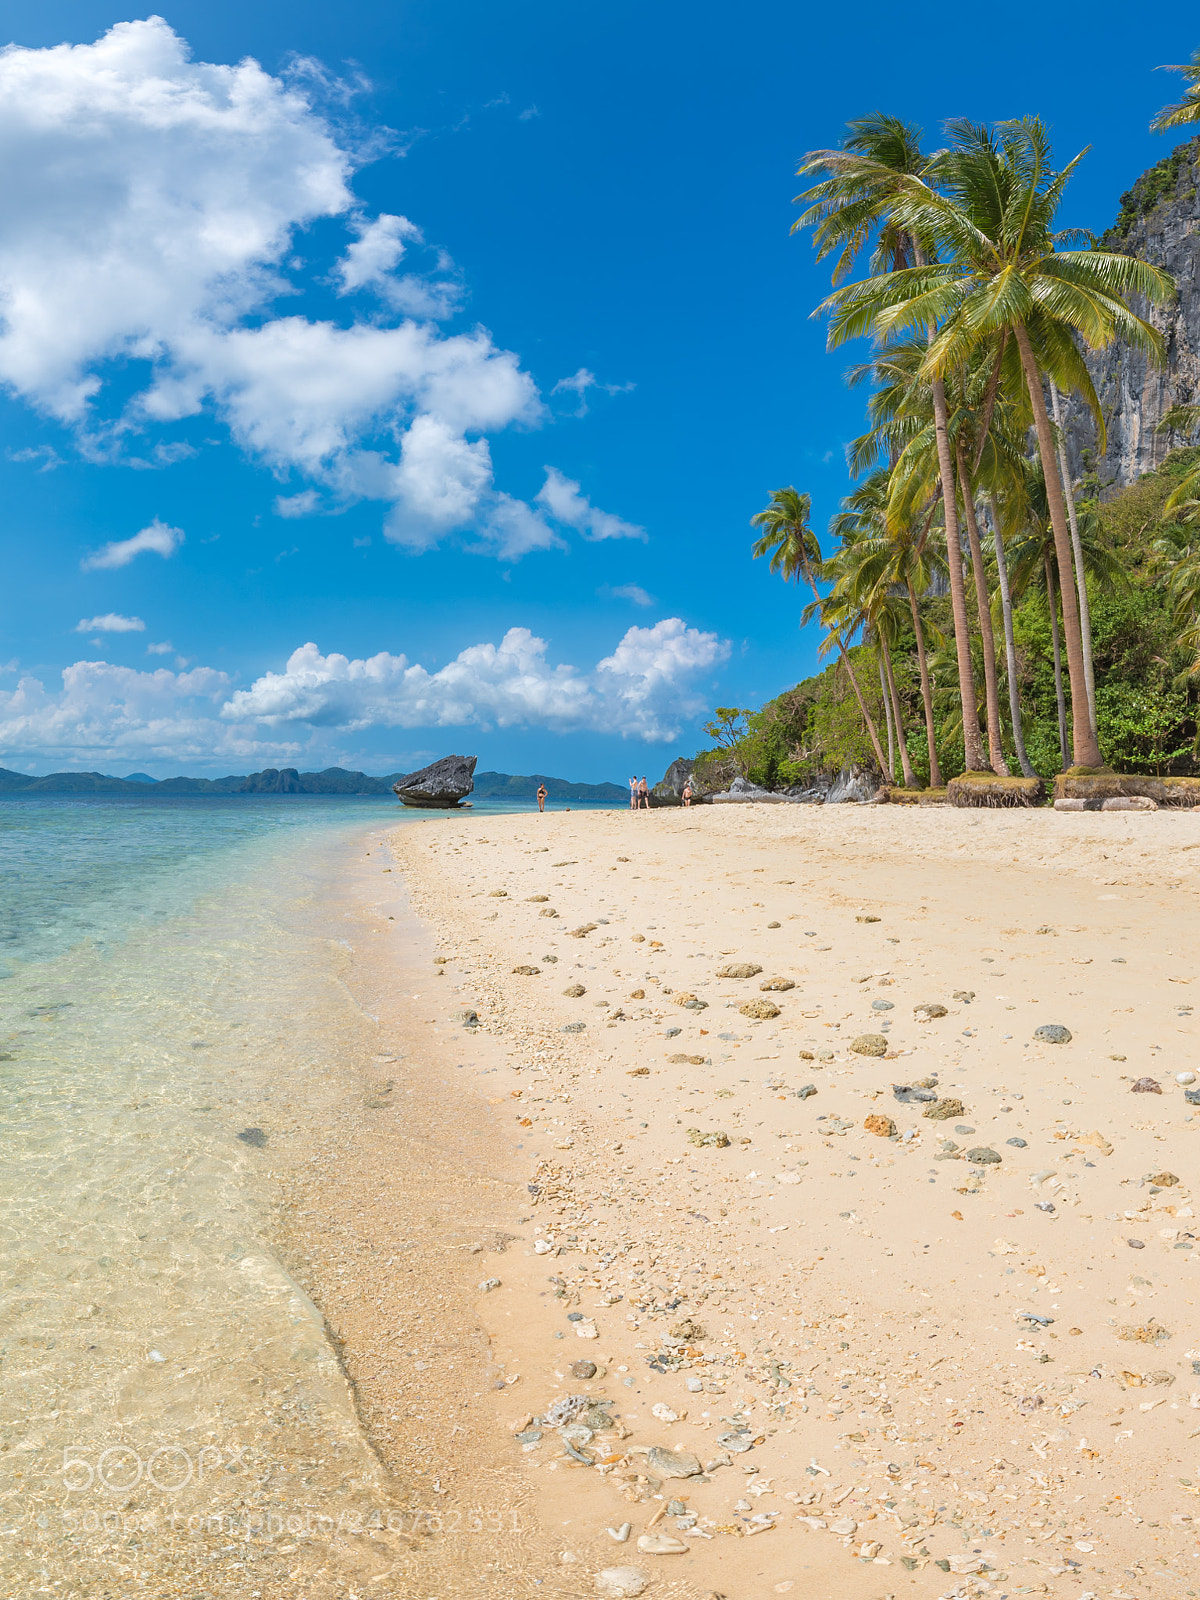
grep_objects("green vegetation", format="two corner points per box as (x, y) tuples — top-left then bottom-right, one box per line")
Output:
(1104, 137), (1199, 245)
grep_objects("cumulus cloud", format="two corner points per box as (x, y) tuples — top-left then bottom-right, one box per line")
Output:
(147, 641), (173, 655)
(76, 613), (145, 633)
(536, 467), (645, 542)
(222, 618), (727, 741)
(0, 18), (634, 559)
(80, 518), (184, 571)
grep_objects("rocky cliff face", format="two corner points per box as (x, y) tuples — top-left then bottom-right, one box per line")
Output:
(1063, 135), (1200, 486)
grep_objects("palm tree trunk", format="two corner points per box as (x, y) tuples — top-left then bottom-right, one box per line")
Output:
(1013, 322), (1104, 768)
(881, 632), (919, 788)
(956, 442), (1010, 775)
(802, 567), (889, 772)
(1050, 382), (1099, 743)
(905, 574), (943, 788)
(988, 498), (1037, 780)
(878, 655), (896, 781)
(1045, 551), (1069, 770)
(930, 375), (987, 771)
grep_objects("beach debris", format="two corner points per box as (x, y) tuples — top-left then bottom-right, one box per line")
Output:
(760, 977), (795, 991)
(1147, 1171), (1180, 1186)
(1117, 1319), (1171, 1343)
(741, 998), (780, 1020)
(687, 1128), (730, 1148)
(856, 914), (881, 923)
(564, 983), (587, 997)
(717, 963), (762, 978)
(534, 1239), (555, 1254)
(871, 999), (894, 1011)
(1035, 1200), (1056, 1213)
(540, 908), (559, 917)
(237, 1127), (267, 1148)
(828, 1516), (858, 1536)
(914, 1002), (948, 1020)
(668, 1053), (708, 1065)
(795, 1084), (817, 1100)
(595, 1566), (649, 1596)
(1078, 1129), (1113, 1155)
(1127, 1238), (1146, 1248)
(864, 1113), (896, 1137)
(923, 1097), (965, 1120)
(767, 920), (781, 928)
(1034, 1023), (1072, 1044)
(569, 923), (600, 938)
(571, 1360), (598, 1379)
(605, 1524), (632, 1544)
(631, 934), (646, 943)
(512, 965), (540, 976)
(952, 989), (976, 1002)
(716, 1429), (755, 1452)
(478, 1277), (501, 1293)
(647, 1446), (702, 1478)
(1132, 1077), (1162, 1093)
(527, 894), (549, 902)
(543, 1395), (590, 1426)
(574, 1319), (598, 1339)
(489, 889), (508, 898)
(893, 1081), (938, 1104)
(850, 1033), (888, 1057)
(561, 1022), (586, 1033)
(966, 1146), (1001, 1165)
(628, 1067), (650, 1076)
(1007, 1136), (1028, 1147)
(455, 1008), (479, 1027)
(636, 1533), (687, 1554)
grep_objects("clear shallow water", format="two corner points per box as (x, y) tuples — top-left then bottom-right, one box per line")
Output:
(0, 796), (418, 1593)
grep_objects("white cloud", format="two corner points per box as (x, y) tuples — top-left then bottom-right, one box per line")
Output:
(536, 467), (645, 542)
(76, 613), (145, 633)
(602, 583), (655, 607)
(274, 489), (321, 518)
(222, 618), (728, 741)
(551, 367), (635, 416)
(147, 640), (173, 655)
(0, 18), (634, 560)
(80, 517), (184, 571)
(1, 619), (729, 765)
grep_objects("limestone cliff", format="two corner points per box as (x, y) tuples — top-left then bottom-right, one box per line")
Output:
(1063, 135), (1200, 485)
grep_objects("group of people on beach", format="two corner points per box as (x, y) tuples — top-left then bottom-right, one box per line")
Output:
(628, 776), (692, 808)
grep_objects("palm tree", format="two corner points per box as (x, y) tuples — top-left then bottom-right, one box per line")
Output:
(1049, 381), (1099, 741)
(751, 486), (889, 772)
(820, 117), (1174, 769)
(830, 468), (943, 786)
(1151, 50), (1200, 131)
(797, 123), (988, 771)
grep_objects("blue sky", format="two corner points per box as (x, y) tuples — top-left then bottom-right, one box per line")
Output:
(1, 0), (1198, 780)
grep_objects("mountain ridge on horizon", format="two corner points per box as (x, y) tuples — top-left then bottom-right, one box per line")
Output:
(0, 765), (629, 801)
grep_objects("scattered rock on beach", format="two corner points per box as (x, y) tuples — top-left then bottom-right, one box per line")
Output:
(563, 984), (587, 997)
(527, 894), (549, 902)
(850, 1033), (888, 1057)
(489, 890), (508, 898)
(864, 1113), (896, 1137)
(966, 1146), (1001, 1165)
(856, 914), (881, 923)
(570, 1360), (598, 1379)
(1147, 1171), (1180, 1187)
(871, 999), (894, 1011)
(1132, 1077), (1162, 1094)
(717, 963), (762, 979)
(740, 998), (780, 1020)
(914, 1002), (948, 1020)
(924, 1098), (965, 1120)
(561, 1022), (586, 1034)
(760, 976), (795, 991)
(647, 1445), (702, 1478)
(687, 1128), (730, 1148)
(636, 1533), (687, 1554)
(455, 1008), (479, 1027)
(512, 965), (540, 976)
(1034, 1023), (1072, 1044)
(595, 1569), (649, 1598)
(952, 989), (976, 1003)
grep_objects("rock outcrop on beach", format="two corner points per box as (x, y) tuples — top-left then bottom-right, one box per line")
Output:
(1062, 135), (1200, 485)
(392, 754), (477, 808)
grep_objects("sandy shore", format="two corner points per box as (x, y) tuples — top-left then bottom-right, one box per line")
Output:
(318, 802), (1200, 1599)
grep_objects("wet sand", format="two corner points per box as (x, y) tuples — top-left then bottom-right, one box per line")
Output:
(325, 801), (1200, 1600)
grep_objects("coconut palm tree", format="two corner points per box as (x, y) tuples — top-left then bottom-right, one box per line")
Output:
(750, 487), (889, 772)
(819, 117), (1174, 769)
(795, 119), (989, 773)
(830, 468), (944, 786)
(1151, 50), (1200, 131)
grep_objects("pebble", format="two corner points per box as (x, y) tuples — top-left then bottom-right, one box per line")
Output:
(864, 1113), (896, 1137)
(850, 1033), (888, 1057)
(954, 1124), (975, 1134)
(595, 1567), (649, 1597)
(923, 1098), (965, 1120)
(952, 989), (976, 1002)
(1034, 1023), (1072, 1044)
(1177, 1072), (1197, 1086)
(570, 1360), (597, 1379)
(646, 1445), (702, 1478)
(741, 998), (780, 1020)
(605, 1524), (632, 1544)
(1147, 1171), (1180, 1187)
(478, 1277), (501, 1292)
(966, 1147), (1001, 1165)
(767, 920), (781, 928)
(717, 963), (762, 978)
(1007, 1137), (1028, 1148)
(561, 1022), (586, 1033)
(512, 965), (541, 976)
(914, 1003), (948, 1020)
(563, 983), (587, 997)
(687, 1128), (731, 1147)
(761, 977), (796, 991)
(1132, 1077), (1162, 1093)
(1128, 1238), (1146, 1249)
(636, 1533), (688, 1554)
(871, 1000), (894, 1012)
(796, 1084), (817, 1100)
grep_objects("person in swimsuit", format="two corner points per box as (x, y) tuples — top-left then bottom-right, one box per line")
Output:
(682, 780), (693, 808)
(638, 776), (649, 809)
(629, 776), (638, 811)
(536, 782), (548, 813)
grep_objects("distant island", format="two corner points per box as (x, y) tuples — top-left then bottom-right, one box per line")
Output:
(0, 765), (628, 801)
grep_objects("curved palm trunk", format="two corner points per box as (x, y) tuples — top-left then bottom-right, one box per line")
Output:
(1045, 551), (1069, 770)
(1050, 382), (1099, 743)
(878, 655), (896, 780)
(1014, 323), (1104, 768)
(988, 498), (1037, 779)
(904, 574), (943, 788)
(801, 567), (889, 773)
(930, 375), (987, 771)
(956, 443), (1010, 775)
(881, 633), (919, 788)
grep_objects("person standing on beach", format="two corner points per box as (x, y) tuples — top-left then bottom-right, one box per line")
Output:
(536, 782), (547, 813)
(682, 780), (693, 808)
(638, 776), (649, 810)
(629, 776), (638, 811)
